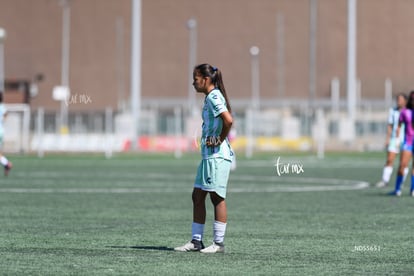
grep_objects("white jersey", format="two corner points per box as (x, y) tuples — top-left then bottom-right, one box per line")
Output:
(388, 107), (404, 142)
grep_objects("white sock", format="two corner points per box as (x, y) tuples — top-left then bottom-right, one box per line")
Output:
(191, 222), (204, 241)
(0, 156), (8, 166)
(403, 167), (409, 182)
(382, 166), (393, 183)
(213, 220), (227, 244)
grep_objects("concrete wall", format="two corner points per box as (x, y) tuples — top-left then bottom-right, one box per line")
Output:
(0, 0), (414, 111)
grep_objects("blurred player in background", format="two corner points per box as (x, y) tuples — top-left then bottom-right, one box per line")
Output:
(228, 119), (237, 171)
(0, 92), (12, 176)
(175, 64), (233, 253)
(376, 93), (408, 188)
(390, 91), (414, 196)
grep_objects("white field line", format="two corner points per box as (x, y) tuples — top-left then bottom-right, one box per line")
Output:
(239, 159), (382, 169)
(17, 156), (382, 169)
(10, 172), (367, 184)
(0, 176), (370, 193)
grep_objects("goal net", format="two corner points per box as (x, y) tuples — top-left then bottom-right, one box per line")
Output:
(3, 104), (30, 153)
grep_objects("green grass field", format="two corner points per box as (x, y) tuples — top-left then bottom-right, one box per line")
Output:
(0, 152), (413, 275)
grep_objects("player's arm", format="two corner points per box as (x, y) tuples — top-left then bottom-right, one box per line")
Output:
(392, 110), (404, 148)
(385, 109), (394, 147)
(206, 111), (233, 147)
(395, 123), (403, 149)
(396, 120), (404, 137)
(395, 112), (405, 147)
(385, 124), (392, 147)
(218, 111), (233, 144)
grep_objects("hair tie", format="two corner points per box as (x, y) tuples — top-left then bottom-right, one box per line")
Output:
(212, 66), (218, 72)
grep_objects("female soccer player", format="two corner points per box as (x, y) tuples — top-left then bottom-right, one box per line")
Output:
(376, 93), (408, 188)
(0, 93), (12, 176)
(175, 64), (233, 253)
(390, 91), (414, 196)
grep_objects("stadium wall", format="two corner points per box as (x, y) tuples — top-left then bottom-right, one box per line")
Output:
(0, 0), (413, 113)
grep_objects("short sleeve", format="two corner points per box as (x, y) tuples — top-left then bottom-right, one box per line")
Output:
(207, 90), (228, 117)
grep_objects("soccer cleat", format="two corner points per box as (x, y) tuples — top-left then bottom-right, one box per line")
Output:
(388, 190), (402, 197)
(376, 181), (387, 188)
(200, 242), (225, 254)
(4, 162), (12, 177)
(410, 190), (414, 197)
(174, 239), (204, 252)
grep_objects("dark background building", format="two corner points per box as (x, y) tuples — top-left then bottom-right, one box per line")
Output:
(0, 0), (413, 112)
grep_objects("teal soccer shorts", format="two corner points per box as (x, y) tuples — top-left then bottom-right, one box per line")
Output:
(194, 158), (232, 199)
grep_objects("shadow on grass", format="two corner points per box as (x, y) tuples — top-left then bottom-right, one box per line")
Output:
(108, 245), (174, 251)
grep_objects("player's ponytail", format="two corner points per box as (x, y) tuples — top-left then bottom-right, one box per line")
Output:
(194, 63), (232, 113)
(214, 69), (232, 113)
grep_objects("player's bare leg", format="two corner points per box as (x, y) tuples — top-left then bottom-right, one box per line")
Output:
(390, 151), (411, 196)
(174, 188), (207, 252)
(210, 192), (227, 223)
(200, 192), (226, 253)
(377, 152), (398, 188)
(386, 152), (396, 167)
(192, 188), (208, 223)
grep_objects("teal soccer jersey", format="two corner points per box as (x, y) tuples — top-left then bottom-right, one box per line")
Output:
(201, 89), (233, 161)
